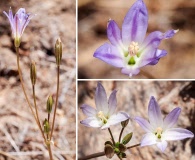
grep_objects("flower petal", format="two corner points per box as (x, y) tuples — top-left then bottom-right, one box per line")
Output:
(134, 116), (153, 132)
(80, 104), (97, 117)
(148, 96), (163, 128)
(163, 128), (194, 141)
(142, 29), (178, 50)
(156, 141), (167, 152)
(94, 43), (124, 68)
(107, 20), (122, 46)
(101, 112), (129, 129)
(121, 67), (140, 77)
(122, 0), (148, 45)
(163, 107), (181, 130)
(95, 82), (108, 112)
(80, 117), (102, 128)
(140, 133), (157, 147)
(108, 90), (117, 116)
(140, 49), (167, 67)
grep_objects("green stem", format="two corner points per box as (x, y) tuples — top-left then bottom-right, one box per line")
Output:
(16, 47), (45, 142)
(50, 65), (60, 140)
(78, 143), (141, 160)
(108, 128), (115, 145)
(118, 127), (125, 142)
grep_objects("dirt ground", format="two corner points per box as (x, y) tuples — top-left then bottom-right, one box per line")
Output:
(78, 0), (195, 79)
(0, 0), (76, 159)
(78, 81), (195, 160)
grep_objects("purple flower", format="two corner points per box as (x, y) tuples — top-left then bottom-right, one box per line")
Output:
(3, 8), (34, 47)
(134, 96), (194, 152)
(93, 0), (178, 77)
(80, 82), (130, 129)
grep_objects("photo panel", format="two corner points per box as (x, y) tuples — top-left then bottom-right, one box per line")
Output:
(78, 0), (195, 79)
(78, 81), (194, 159)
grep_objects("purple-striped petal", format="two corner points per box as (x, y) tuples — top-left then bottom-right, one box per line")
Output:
(101, 112), (129, 129)
(156, 141), (167, 152)
(80, 117), (102, 128)
(108, 90), (117, 115)
(142, 29), (178, 50)
(94, 43), (124, 68)
(107, 20), (122, 46)
(134, 116), (153, 132)
(148, 96), (163, 128)
(140, 49), (167, 67)
(95, 82), (108, 113)
(163, 128), (194, 141)
(163, 107), (181, 130)
(122, 0), (148, 45)
(80, 104), (97, 117)
(140, 133), (157, 147)
(121, 67), (140, 77)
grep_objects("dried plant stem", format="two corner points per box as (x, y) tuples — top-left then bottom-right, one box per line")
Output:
(16, 47), (43, 137)
(78, 143), (141, 160)
(108, 128), (115, 145)
(32, 85), (46, 141)
(118, 127), (125, 142)
(50, 65), (60, 139)
(0, 150), (19, 160)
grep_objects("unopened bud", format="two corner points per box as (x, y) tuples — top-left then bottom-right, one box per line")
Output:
(121, 119), (129, 128)
(30, 61), (36, 85)
(122, 132), (133, 145)
(119, 152), (126, 158)
(47, 95), (53, 113)
(43, 119), (50, 134)
(119, 144), (126, 152)
(105, 141), (113, 146)
(54, 38), (62, 66)
(104, 144), (114, 159)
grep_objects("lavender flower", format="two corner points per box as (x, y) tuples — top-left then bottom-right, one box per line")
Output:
(80, 82), (129, 129)
(3, 8), (34, 47)
(134, 96), (194, 152)
(93, 0), (178, 77)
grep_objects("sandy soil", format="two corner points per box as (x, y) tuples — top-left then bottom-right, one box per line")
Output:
(0, 0), (76, 159)
(78, 0), (195, 79)
(78, 81), (195, 160)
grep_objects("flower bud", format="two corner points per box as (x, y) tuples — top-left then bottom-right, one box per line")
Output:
(122, 132), (133, 145)
(46, 95), (53, 113)
(30, 61), (36, 85)
(104, 144), (114, 159)
(105, 141), (113, 146)
(119, 152), (126, 158)
(121, 119), (129, 128)
(54, 38), (62, 66)
(43, 119), (50, 134)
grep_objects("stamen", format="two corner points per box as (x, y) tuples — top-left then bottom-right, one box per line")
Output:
(155, 127), (163, 139)
(128, 41), (139, 56)
(97, 111), (108, 124)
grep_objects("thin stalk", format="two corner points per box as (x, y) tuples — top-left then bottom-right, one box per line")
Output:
(118, 127), (125, 142)
(32, 85), (46, 141)
(50, 65), (60, 139)
(0, 150), (19, 160)
(16, 47), (44, 140)
(47, 144), (53, 160)
(78, 143), (141, 160)
(108, 128), (115, 145)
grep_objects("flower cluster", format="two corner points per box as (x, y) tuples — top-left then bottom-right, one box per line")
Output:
(93, 0), (178, 77)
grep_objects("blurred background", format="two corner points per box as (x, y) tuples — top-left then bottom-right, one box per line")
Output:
(0, 0), (75, 159)
(78, 81), (195, 160)
(78, 0), (195, 79)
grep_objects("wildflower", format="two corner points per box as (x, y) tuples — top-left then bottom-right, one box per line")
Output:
(3, 8), (34, 47)
(93, 0), (178, 77)
(134, 96), (194, 152)
(80, 82), (129, 129)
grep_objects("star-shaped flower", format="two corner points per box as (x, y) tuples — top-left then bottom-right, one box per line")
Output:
(134, 96), (194, 152)
(93, 0), (178, 77)
(80, 82), (129, 129)
(3, 8), (34, 47)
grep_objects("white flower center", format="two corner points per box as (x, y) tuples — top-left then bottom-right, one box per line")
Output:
(128, 41), (139, 56)
(155, 127), (163, 139)
(97, 111), (108, 124)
